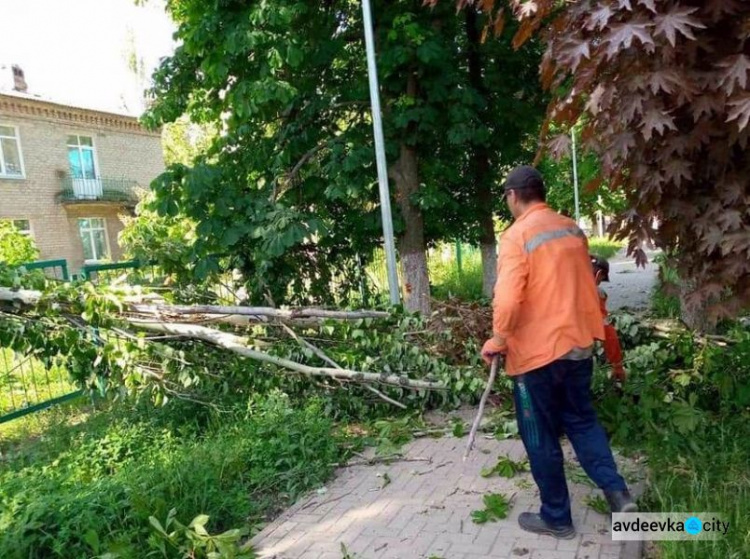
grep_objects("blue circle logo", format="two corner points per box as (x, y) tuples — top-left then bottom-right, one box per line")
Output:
(685, 517), (702, 535)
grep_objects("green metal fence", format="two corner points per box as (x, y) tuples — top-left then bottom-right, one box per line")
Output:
(80, 260), (163, 286)
(0, 258), (158, 425)
(0, 348), (83, 425)
(22, 258), (70, 281)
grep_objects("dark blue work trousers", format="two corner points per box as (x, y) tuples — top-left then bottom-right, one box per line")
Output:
(513, 357), (628, 527)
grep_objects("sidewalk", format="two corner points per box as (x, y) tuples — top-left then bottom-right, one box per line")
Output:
(250, 428), (644, 559)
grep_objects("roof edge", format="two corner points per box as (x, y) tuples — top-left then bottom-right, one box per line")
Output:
(0, 92), (161, 136)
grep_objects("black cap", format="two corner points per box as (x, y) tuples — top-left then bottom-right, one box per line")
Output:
(503, 165), (546, 193)
(590, 255), (610, 282)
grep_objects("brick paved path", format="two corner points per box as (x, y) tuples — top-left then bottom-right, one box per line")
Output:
(251, 430), (644, 559)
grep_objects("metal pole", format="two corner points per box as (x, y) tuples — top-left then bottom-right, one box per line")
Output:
(571, 128), (581, 227)
(361, 0), (400, 306)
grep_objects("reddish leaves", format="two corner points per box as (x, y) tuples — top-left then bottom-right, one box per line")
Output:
(717, 55), (750, 96)
(726, 94), (750, 131)
(603, 21), (654, 59)
(442, 0), (750, 320)
(640, 106), (676, 141)
(654, 7), (705, 46)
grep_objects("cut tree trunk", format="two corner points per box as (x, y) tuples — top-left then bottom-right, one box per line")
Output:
(388, 73), (430, 315)
(465, 7), (498, 299)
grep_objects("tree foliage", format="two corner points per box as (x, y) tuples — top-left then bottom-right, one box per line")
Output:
(0, 221), (38, 266)
(141, 0), (546, 308)
(436, 0), (750, 323)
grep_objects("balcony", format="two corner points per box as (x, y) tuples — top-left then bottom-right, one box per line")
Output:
(58, 176), (139, 206)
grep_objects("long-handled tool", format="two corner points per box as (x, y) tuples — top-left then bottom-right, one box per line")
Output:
(463, 354), (500, 461)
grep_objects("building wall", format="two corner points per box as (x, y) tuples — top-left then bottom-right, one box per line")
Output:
(0, 95), (163, 274)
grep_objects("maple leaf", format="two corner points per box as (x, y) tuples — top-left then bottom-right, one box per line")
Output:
(662, 158), (692, 187)
(699, 227), (724, 254)
(644, 69), (688, 95)
(558, 40), (590, 72)
(547, 133), (572, 158)
(718, 180), (746, 205)
(717, 54), (750, 96)
(621, 94), (645, 123)
(721, 231), (750, 256)
(726, 93), (750, 131)
(604, 21), (654, 60)
(640, 106), (676, 141)
(637, 0), (657, 14)
(718, 209), (744, 231)
(618, 0), (633, 11)
(610, 131), (637, 160)
(586, 5), (612, 31)
(654, 7), (705, 47)
(585, 84), (606, 115)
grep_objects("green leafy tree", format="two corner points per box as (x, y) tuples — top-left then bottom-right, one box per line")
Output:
(0, 221), (38, 265)
(142, 0), (545, 310)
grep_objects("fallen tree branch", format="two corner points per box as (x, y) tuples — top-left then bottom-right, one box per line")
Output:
(279, 323), (408, 409)
(331, 455), (432, 468)
(0, 287), (42, 307)
(130, 304), (390, 321)
(127, 320), (445, 391)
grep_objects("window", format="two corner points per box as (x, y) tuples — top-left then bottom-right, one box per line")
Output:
(1, 219), (32, 237)
(0, 125), (24, 178)
(78, 218), (109, 262)
(11, 219), (32, 236)
(67, 135), (97, 179)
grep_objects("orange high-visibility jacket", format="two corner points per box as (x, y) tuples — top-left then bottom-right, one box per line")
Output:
(599, 288), (625, 375)
(492, 203), (605, 375)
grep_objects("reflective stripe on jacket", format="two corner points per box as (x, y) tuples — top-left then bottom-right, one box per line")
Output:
(492, 203), (605, 375)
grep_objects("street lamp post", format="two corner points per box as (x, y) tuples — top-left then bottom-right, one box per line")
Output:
(361, 0), (400, 306)
(571, 128), (581, 228)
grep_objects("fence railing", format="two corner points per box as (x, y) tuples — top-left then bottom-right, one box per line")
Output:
(0, 349), (83, 425)
(58, 176), (139, 206)
(22, 258), (70, 281)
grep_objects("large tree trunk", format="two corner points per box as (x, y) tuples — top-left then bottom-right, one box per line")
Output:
(390, 141), (430, 315)
(679, 281), (714, 333)
(465, 8), (497, 298)
(387, 70), (430, 315)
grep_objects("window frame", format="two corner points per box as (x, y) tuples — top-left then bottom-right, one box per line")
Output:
(66, 134), (100, 180)
(78, 217), (110, 263)
(1, 218), (33, 237)
(0, 124), (26, 179)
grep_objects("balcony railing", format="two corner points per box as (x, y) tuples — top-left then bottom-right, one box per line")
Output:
(58, 176), (139, 205)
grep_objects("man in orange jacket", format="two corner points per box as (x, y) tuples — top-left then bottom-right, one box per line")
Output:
(590, 255), (626, 382)
(482, 166), (636, 539)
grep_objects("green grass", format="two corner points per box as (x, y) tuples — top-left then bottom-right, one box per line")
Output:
(588, 236), (624, 260)
(429, 243), (484, 301)
(641, 419), (750, 559)
(0, 393), (343, 558)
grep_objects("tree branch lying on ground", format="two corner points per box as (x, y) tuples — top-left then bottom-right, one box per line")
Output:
(127, 319), (446, 391)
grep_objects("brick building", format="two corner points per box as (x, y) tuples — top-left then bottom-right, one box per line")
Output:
(0, 66), (163, 274)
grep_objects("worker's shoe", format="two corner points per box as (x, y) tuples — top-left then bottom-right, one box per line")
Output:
(518, 512), (576, 539)
(605, 490), (638, 513)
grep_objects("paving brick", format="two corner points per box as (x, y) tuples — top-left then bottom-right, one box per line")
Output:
(530, 550), (578, 559)
(251, 432), (643, 559)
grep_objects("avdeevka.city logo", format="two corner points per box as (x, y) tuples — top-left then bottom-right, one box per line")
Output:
(611, 513), (729, 541)
(684, 516), (702, 535)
